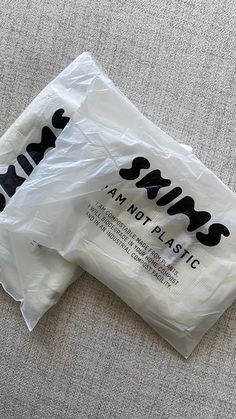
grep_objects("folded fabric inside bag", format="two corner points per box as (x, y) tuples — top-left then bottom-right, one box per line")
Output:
(2, 65), (236, 358)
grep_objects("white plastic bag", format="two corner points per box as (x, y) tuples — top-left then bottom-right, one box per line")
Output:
(0, 52), (191, 330)
(0, 229), (78, 330)
(0, 51), (108, 208)
(2, 70), (236, 358)
(0, 52), (107, 329)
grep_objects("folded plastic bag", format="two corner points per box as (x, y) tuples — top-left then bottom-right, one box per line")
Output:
(0, 229), (79, 330)
(0, 51), (106, 208)
(0, 52), (108, 328)
(0, 52), (192, 330)
(2, 72), (236, 358)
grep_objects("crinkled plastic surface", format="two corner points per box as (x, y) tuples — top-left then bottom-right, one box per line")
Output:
(0, 230), (78, 330)
(0, 52), (191, 330)
(0, 52), (109, 328)
(2, 60), (236, 357)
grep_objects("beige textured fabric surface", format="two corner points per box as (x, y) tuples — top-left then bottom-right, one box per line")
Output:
(0, 1), (236, 418)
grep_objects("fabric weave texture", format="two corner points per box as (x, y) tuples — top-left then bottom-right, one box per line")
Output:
(0, 1), (236, 418)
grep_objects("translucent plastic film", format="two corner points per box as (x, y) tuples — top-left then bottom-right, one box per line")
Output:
(2, 60), (236, 357)
(0, 52), (107, 328)
(0, 52), (190, 330)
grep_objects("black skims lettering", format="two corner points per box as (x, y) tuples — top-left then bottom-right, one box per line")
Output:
(27, 108), (69, 164)
(0, 194), (6, 211)
(136, 170), (171, 199)
(0, 165), (25, 197)
(196, 224), (230, 247)
(119, 157), (230, 247)
(167, 196), (211, 232)
(52, 108), (70, 129)
(119, 157), (150, 180)
(17, 155), (34, 176)
(26, 126), (57, 164)
(0, 108), (70, 211)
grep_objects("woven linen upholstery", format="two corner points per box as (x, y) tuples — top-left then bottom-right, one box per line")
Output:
(0, 1), (236, 418)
